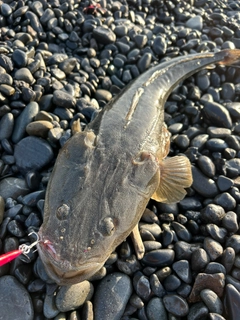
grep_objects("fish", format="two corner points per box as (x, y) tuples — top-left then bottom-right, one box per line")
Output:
(37, 49), (240, 285)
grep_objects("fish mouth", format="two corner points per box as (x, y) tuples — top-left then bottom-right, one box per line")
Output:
(37, 233), (102, 285)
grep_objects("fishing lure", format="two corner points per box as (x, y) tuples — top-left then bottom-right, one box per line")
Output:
(0, 231), (39, 267)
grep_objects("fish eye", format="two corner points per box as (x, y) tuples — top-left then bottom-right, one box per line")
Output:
(99, 217), (116, 237)
(56, 203), (70, 220)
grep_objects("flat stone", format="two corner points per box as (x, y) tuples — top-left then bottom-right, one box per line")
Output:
(163, 294), (189, 317)
(188, 273), (225, 303)
(146, 297), (167, 320)
(93, 272), (132, 320)
(192, 166), (219, 198)
(26, 120), (54, 138)
(0, 177), (30, 200)
(14, 136), (54, 174)
(201, 100), (232, 129)
(0, 275), (34, 320)
(142, 249), (175, 267)
(200, 289), (223, 314)
(12, 101), (39, 143)
(0, 112), (14, 140)
(56, 281), (94, 312)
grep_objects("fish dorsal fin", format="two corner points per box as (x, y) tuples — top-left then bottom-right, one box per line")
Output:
(151, 156), (192, 204)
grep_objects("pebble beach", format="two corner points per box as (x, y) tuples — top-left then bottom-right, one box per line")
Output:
(0, 0), (240, 319)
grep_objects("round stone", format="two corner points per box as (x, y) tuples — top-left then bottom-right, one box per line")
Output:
(0, 275), (34, 320)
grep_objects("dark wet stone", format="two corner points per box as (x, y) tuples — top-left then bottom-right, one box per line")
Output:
(196, 73), (210, 91)
(0, 54), (13, 72)
(214, 192), (236, 211)
(133, 272), (151, 301)
(146, 297), (167, 320)
(222, 211), (238, 233)
(201, 101), (232, 129)
(163, 274), (181, 291)
(93, 26), (116, 45)
(14, 136), (54, 174)
(225, 135), (240, 151)
(25, 11), (43, 33)
(225, 102), (240, 119)
(12, 49), (28, 68)
(56, 281), (93, 312)
(7, 220), (25, 237)
(163, 295), (189, 317)
(203, 237), (223, 261)
(206, 138), (228, 152)
(43, 293), (59, 318)
(1, 3), (12, 16)
(0, 112), (14, 140)
(205, 262), (226, 275)
(226, 159), (240, 174)
(172, 260), (192, 284)
(0, 177), (30, 200)
(14, 68), (34, 84)
(52, 90), (76, 109)
(221, 82), (235, 100)
(14, 264), (32, 285)
(207, 126), (231, 138)
(205, 224), (227, 243)
(186, 15), (203, 30)
(93, 273), (132, 320)
(200, 289), (223, 314)
(21, 190), (45, 207)
(95, 89), (112, 102)
(152, 36), (167, 55)
(217, 175), (233, 192)
(226, 235), (240, 253)
(137, 52), (152, 73)
(150, 274), (165, 298)
(171, 221), (192, 242)
(0, 275), (34, 320)
(142, 249), (175, 267)
(200, 204), (225, 225)
(174, 241), (201, 260)
(226, 283), (240, 320)
(4, 204), (23, 218)
(188, 273), (225, 303)
(12, 101), (39, 144)
(221, 247), (235, 274)
(192, 166), (218, 198)
(27, 279), (46, 292)
(187, 301), (208, 320)
(191, 248), (210, 271)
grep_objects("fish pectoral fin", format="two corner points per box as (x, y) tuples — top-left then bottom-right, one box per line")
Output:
(151, 156), (193, 204)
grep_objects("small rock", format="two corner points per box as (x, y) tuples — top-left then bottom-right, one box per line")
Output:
(163, 294), (189, 317)
(56, 281), (94, 312)
(0, 275), (34, 320)
(192, 166), (219, 198)
(188, 273), (225, 303)
(200, 289), (223, 314)
(146, 297), (167, 320)
(93, 273), (132, 320)
(14, 136), (54, 174)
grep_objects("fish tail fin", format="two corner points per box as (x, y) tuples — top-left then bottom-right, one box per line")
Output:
(151, 156), (193, 204)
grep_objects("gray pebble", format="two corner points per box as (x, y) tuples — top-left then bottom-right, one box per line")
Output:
(53, 89), (76, 109)
(205, 224), (227, 243)
(191, 248), (210, 271)
(142, 249), (175, 267)
(133, 272), (151, 300)
(226, 235), (240, 253)
(14, 136), (54, 174)
(187, 301), (208, 320)
(214, 192), (236, 211)
(56, 281), (94, 312)
(186, 16), (203, 31)
(93, 26), (116, 45)
(0, 112), (14, 140)
(222, 211), (238, 233)
(12, 101), (39, 144)
(226, 283), (240, 320)
(200, 204), (225, 225)
(172, 260), (192, 284)
(197, 155), (216, 178)
(221, 82), (235, 100)
(43, 293), (60, 318)
(221, 247), (235, 273)
(14, 68), (35, 84)
(217, 175), (233, 192)
(0, 275), (34, 320)
(202, 101), (232, 129)
(146, 297), (167, 320)
(12, 49), (28, 68)
(152, 36), (167, 55)
(0, 177), (29, 200)
(93, 272), (132, 320)
(203, 237), (223, 261)
(163, 294), (189, 317)
(192, 166), (218, 198)
(200, 288), (223, 314)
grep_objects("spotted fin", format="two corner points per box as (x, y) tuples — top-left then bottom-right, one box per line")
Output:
(151, 156), (193, 204)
